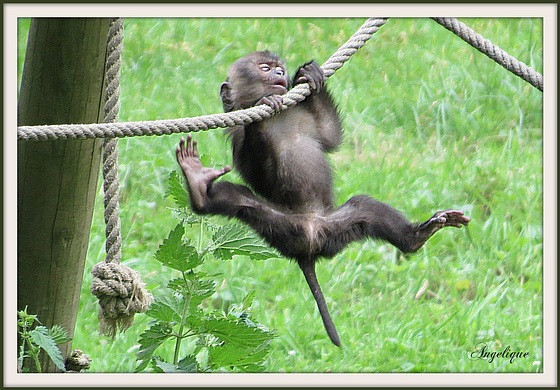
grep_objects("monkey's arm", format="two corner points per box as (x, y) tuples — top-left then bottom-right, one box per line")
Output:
(176, 135), (290, 225)
(294, 61), (343, 152)
(176, 135), (231, 211)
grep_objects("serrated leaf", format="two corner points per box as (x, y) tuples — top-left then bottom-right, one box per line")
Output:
(208, 335), (272, 373)
(146, 293), (184, 322)
(155, 224), (203, 272)
(167, 277), (188, 295)
(212, 225), (279, 261)
(177, 356), (199, 372)
(169, 207), (205, 226)
(185, 313), (204, 331)
(135, 322), (174, 372)
(48, 325), (72, 345)
(166, 276), (216, 310)
(29, 326), (66, 372)
(208, 343), (266, 372)
(154, 356), (198, 373)
(204, 317), (275, 348)
(167, 170), (190, 208)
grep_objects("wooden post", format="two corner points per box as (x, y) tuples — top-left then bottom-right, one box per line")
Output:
(17, 18), (112, 372)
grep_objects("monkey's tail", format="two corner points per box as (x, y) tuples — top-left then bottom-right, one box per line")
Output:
(298, 260), (341, 347)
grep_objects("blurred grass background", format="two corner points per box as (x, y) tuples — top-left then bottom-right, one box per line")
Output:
(17, 17), (543, 373)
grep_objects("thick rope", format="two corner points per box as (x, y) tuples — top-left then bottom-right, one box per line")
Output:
(90, 18), (153, 339)
(432, 17), (543, 92)
(17, 17), (389, 142)
(103, 17), (124, 266)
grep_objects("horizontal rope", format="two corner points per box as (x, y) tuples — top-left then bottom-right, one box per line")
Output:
(17, 17), (389, 142)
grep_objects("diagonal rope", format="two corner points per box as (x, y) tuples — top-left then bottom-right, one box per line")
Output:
(17, 17), (389, 142)
(432, 17), (543, 92)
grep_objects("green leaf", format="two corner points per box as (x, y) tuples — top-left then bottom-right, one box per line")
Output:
(208, 342), (270, 372)
(166, 170), (189, 208)
(135, 322), (174, 372)
(177, 356), (199, 372)
(48, 325), (72, 345)
(146, 293), (184, 322)
(153, 356), (198, 373)
(29, 326), (66, 372)
(212, 225), (280, 261)
(17, 306), (39, 329)
(169, 207), (203, 226)
(241, 291), (256, 311)
(166, 277), (189, 295)
(166, 275), (216, 310)
(155, 224), (203, 272)
(204, 317), (275, 348)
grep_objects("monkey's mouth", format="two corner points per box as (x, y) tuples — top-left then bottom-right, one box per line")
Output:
(273, 80), (288, 93)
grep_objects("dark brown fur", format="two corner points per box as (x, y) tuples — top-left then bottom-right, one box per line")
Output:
(176, 51), (470, 346)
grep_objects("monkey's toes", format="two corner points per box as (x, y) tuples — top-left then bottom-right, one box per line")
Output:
(442, 210), (471, 227)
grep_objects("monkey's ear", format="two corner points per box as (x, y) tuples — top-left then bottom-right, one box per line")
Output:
(220, 81), (235, 112)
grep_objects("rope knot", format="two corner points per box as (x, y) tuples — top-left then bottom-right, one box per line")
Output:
(65, 349), (92, 372)
(90, 262), (154, 339)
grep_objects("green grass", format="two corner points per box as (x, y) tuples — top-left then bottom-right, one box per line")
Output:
(17, 18), (543, 373)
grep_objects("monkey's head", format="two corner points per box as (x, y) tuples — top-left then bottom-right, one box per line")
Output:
(220, 51), (290, 112)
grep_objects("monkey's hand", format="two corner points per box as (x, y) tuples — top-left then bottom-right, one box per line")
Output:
(257, 95), (284, 113)
(294, 61), (326, 93)
(176, 135), (231, 211)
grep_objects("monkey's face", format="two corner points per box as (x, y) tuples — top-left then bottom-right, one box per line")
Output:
(256, 61), (288, 95)
(221, 51), (290, 111)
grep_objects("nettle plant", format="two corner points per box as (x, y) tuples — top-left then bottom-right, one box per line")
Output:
(17, 307), (72, 373)
(135, 171), (278, 373)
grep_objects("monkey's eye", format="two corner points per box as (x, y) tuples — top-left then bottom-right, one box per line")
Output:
(259, 64), (271, 72)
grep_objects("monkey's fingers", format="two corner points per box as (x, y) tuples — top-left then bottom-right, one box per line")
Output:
(219, 165), (232, 176)
(296, 61), (325, 93)
(190, 137), (200, 158)
(179, 134), (198, 158)
(176, 137), (188, 161)
(176, 135), (203, 169)
(204, 165), (232, 182)
(259, 95), (284, 112)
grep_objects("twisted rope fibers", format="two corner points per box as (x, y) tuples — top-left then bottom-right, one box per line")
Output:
(432, 17), (543, 91)
(17, 18), (389, 142)
(90, 18), (153, 339)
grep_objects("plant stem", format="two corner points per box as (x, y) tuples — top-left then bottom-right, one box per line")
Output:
(173, 271), (193, 365)
(25, 338), (42, 373)
(198, 217), (205, 252)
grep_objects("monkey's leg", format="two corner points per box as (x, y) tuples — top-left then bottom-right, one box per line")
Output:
(176, 136), (309, 252)
(323, 195), (470, 254)
(177, 138), (341, 346)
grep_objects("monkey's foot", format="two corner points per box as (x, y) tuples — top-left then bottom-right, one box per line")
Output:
(176, 135), (231, 210)
(407, 210), (470, 252)
(417, 209), (470, 239)
(428, 210), (471, 228)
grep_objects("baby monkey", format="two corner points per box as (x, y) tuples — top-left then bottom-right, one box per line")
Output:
(176, 51), (470, 346)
